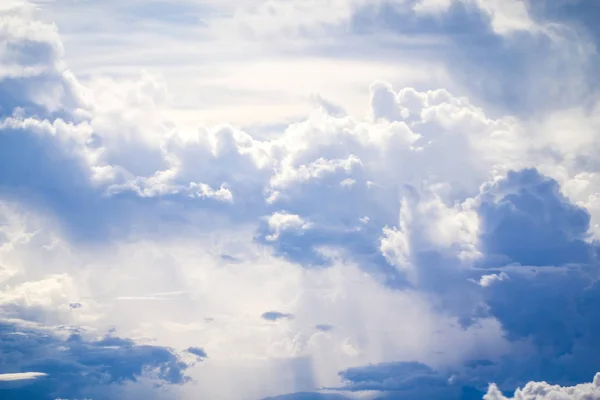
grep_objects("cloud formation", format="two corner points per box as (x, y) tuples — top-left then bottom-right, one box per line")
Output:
(0, 320), (189, 400)
(0, 372), (47, 382)
(484, 373), (600, 400)
(3, 0), (600, 399)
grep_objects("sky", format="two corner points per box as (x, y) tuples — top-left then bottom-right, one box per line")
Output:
(2, 0), (600, 399)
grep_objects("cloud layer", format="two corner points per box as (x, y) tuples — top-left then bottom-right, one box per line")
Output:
(3, 1), (600, 399)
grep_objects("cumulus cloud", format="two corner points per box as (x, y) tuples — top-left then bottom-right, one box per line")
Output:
(4, 1), (600, 400)
(484, 373), (600, 400)
(265, 213), (313, 242)
(477, 273), (509, 287)
(478, 169), (593, 267)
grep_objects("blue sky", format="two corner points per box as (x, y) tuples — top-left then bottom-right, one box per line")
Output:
(2, 0), (600, 399)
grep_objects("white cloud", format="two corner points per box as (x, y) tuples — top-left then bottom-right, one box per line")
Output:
(0, 372), (47, 381)
(468, 0), (536, 35)
(4, 1), (600, 399)
(0, 1), (63, 77)
(381, 226), (413, 280)
(485, 373), (600, 400)
(266, 212), (312, 241)
(478, 272), (509, 287)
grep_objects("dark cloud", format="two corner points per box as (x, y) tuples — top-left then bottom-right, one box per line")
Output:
(338, 361), (447, 391)
(0, 124), (118, 241)
(478, 168), (593, 267)
(333, 361), (485, 400)
(0, 321), (189, 400)
(275, 169), (600, 398)
(256, 217), (393, 271)
(315, 324), (333, 332)
(254, 176), (405, 285)
(464, 169), (600, 389)
(476, 269), (600, 390)
(186, 347), (207, 360)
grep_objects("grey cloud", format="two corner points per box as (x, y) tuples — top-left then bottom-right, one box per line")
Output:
(0, 321), (189, 400)
(262, 312), (294, 321)
(186, 347), (207, 360)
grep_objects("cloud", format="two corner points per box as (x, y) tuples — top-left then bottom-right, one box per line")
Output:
(332, 361), (485, 400)
(212, 0), (541, 40)
(260, 167), (600, 399)
(5, 1), (600, 400)
(264, 212), (313, 242)
(0, 372), (47, 382)
(0, 192), (508, 399)
(412, 0), (539, 36)
(338, 361), (445, 391)
(477, 273), (509, 287)
(315, 325), (334, 332)
(478, 169), (592, 267)
(32, 0), (589, 130)
(3, 3), (531, 257)
(262, 312), (295, 322)
(186, 347), (208, 360)
(0, 320), (189, 400)
(484, 373), (600, 400)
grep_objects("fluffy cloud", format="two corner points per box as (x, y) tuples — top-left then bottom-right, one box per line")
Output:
(4, 1), (600, 400)
(478, 169), (593, 267)
(484, 373), (600, 400)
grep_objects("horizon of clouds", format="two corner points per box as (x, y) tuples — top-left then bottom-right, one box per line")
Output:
(3, 0), (600, 399)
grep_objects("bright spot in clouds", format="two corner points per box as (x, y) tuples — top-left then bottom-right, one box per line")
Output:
(2, 0), (600, 399)
(0, 373), (47, 382)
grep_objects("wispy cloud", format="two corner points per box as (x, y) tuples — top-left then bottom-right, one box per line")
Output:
(0, 372), (47, 382)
